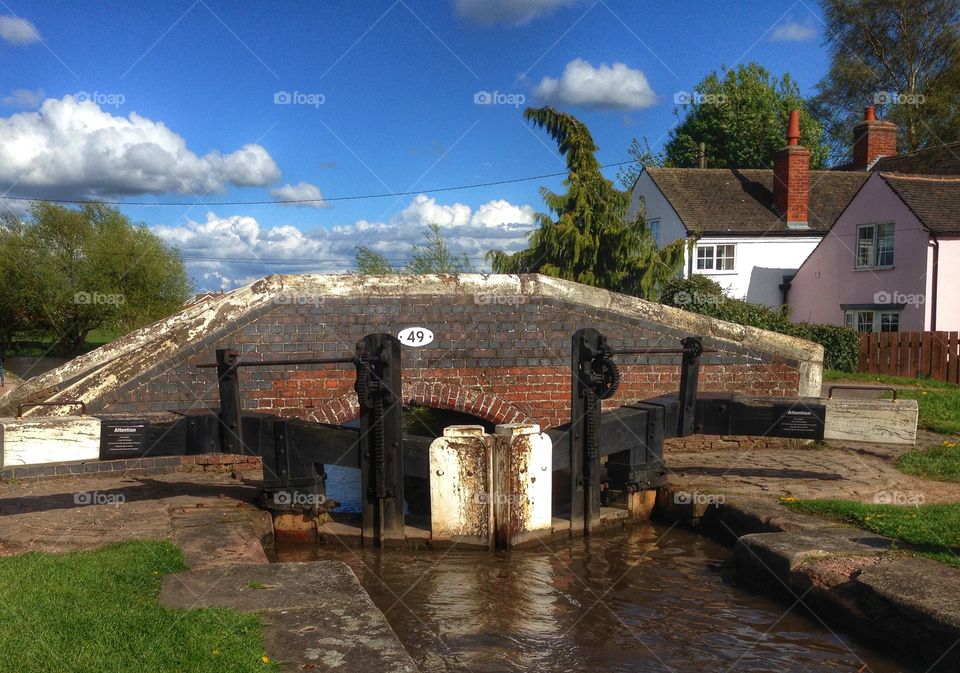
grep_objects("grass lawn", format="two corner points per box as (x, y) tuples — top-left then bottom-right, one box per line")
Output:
(897, 441), (960, 483)
(10, 327), (124, 358)
(782, 498), (960, 569)
(0, 541), (276, 673)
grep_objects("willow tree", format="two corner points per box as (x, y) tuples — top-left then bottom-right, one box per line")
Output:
(488, 107), (689, 301)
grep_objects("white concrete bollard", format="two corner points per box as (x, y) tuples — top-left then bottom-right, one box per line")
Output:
(493, 423), (553, 548)
(0, 416), (101, 468)
(428, 425), (493, 548)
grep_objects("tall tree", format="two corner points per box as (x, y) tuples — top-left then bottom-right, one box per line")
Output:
(813, 0), (960, 159)
(355, 223), (474, 274)
(616, 137), (663, 190)
(665, 63), (829, 168)
(0, 213), (29, 349)
(3, 202), (192, 353)
(487, 107), (689, 301)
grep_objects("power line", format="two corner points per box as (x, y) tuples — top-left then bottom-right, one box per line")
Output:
(0, 240), (497, 265)
(0, 160), (638, 207)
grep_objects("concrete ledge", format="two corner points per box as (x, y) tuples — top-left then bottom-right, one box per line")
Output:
(161, 561), (419, 672)
(824, 397), (919, 445)
(0, 416), (100, 468)
(657, 486), (960, 671)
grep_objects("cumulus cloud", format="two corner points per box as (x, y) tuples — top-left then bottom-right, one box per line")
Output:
(0, 16), (40, 45)
(2, 88), (44, 108)
(454, 0), (578, 25)
(771, 21), (816, 42)
(153, 195), (537, 289)
(0, 96), (281, 200)
(270, 181), (330, 208)
(533, 59), (657, 110)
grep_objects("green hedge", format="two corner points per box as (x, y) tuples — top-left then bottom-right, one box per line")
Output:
(659, 276), (860, 372)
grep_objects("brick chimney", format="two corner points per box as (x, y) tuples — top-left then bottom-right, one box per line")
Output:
(853, 106), (898, 170)
(773, 109), (811, 229)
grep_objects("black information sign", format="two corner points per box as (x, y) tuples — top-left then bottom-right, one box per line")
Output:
(100, 419), (150, 459)
(770, 404), (826, 439)
(729, 402), (826, 440)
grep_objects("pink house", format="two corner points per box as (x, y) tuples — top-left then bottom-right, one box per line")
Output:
(788, 171), (960, 332)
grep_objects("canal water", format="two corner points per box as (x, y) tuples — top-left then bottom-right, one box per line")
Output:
(279, 467), (914, 673)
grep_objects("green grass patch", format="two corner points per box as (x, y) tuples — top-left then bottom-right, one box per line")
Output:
(897, 441), (960, 482)
(0, 540), (276, 673)
(782, 498), (960, 568)
(9, 326), (125, 357)
(823, 369), (958, 389)
(894, 389), (960, 435)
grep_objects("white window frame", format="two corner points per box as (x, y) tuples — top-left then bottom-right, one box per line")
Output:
(843, 309), (901, 333)
(695, 243), (736, 273)
(855, 222), (895, 270)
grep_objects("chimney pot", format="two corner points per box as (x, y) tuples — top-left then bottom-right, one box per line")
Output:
(786, 109), (800, 146)
(853, 104), (897, 170)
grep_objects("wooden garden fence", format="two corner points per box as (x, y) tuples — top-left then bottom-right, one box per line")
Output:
(858, 331), (960, 383)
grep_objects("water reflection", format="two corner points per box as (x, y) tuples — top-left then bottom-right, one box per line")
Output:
(276, 522), (914, 673)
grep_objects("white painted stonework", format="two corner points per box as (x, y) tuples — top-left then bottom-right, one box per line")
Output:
(495, 423), (552, 537)
(0, 416), (101, 467)
(429, 425), (493, 546)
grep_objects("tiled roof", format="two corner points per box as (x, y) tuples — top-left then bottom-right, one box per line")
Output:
(872, 141), (960, 174)
(881, 173), (960, 235)
(645, 168), (868, 235)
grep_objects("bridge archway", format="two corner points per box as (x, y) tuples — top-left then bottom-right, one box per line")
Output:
(306, 382), (534, 428)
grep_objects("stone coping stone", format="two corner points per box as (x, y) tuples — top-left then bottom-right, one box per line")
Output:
(161, 560), (419, 672)
(735, 530), (897, 578)
(857, 558), (960, 631)
(665, 490), (960, 671)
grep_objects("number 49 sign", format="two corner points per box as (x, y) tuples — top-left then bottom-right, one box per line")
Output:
(397, 327), (434, 347)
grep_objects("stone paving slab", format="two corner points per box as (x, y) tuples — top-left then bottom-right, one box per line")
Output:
(161, 561), (419, 673)
(666, 443), (960, 503)
(0, 472), (265, 555)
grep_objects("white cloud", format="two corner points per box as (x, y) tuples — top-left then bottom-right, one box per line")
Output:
(1, 88), (44, 109)
(0, 96), (281, 200)
(533, 59), (657, 110)
(153, 195), (537, 289)
(454, 0), (577, 25)
(0, 16), (40, 45)
(771, 21), (816, 42)
(271, 181), (329, 208)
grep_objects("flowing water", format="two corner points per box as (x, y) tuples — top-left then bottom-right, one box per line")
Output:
(277, 467), (915, 673)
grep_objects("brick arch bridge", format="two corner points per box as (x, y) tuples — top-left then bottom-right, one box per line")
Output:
(308, 382), (532, 428)
(2, 274), (822, 435)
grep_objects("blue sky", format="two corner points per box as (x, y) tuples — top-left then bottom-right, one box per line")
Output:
(0, 0), (829, 289)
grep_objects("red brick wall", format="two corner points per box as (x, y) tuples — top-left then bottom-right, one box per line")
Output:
(248, 361), (800, 430)
(101, 294), (806, 431)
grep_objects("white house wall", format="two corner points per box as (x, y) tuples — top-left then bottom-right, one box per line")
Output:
(690, 236), (821, 307)
(629, 171), (686, 248)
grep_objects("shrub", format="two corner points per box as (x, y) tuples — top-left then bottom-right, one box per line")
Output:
(785, 323), (860, 372)
(659, 276), (860, 372)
